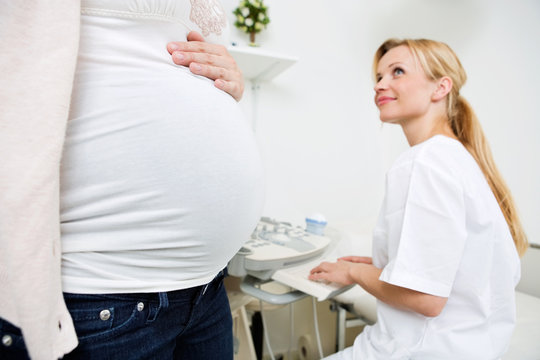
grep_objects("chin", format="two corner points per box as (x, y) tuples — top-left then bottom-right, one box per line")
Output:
(379, 116), (401, 125)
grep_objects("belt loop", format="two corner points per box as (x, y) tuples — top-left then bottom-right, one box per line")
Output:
(202, 283), (210, 295)
(159, 292), (169, 309)
(146, 292), (169, 323)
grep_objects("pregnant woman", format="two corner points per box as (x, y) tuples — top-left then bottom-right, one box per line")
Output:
(0, 1), (264, 359)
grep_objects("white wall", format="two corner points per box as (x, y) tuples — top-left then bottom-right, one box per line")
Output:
(517, 246), (540, 297)
(222, 0), (540, 356)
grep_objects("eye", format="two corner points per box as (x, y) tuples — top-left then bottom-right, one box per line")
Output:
(393, 67), (404, 76)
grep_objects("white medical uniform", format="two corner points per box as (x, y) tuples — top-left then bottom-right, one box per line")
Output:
(327, 135), (520, 360)
(60, 0), (265, 294)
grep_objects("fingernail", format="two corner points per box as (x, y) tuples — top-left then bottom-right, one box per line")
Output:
(191, 63), (202, 72)
(169, 43), (179, 51)
(173, 52), (184, 62)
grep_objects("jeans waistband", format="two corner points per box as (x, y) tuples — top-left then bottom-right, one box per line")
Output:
(63, 269), (226, 303)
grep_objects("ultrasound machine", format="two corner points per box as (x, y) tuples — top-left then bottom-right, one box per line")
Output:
(228, 216), (351, 305)
(228, 216), (331, 280)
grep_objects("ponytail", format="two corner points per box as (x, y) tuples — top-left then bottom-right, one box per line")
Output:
(451, 96), (528, 256)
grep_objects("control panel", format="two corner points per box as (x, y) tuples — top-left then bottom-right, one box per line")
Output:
(228, 217), (332, 280)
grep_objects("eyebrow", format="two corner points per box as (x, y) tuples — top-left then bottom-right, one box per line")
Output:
(387, 62), (404, 68)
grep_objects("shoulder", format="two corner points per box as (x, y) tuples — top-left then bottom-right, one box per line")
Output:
(385, 135), (484, 200)
(390, 135), (473, 178)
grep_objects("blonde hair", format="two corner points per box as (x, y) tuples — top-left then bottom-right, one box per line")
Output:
(374, 38), (528, 256)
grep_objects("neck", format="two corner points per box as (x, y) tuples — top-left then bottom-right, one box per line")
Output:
(400, 114), (457, 146)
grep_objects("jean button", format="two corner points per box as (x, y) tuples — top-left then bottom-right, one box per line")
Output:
(99, 309), (111, 321)
(137, 302), (144, 312)
(2, 335), (13, 347)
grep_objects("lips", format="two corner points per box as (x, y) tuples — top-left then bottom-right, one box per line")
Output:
(377, 96), (395, 106)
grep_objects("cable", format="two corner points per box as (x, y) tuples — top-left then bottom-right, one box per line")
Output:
(260, 299), (276, 360)
(312, 297), (324, 359)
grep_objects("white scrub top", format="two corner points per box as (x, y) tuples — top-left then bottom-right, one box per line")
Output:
(348, 135), (520, 359)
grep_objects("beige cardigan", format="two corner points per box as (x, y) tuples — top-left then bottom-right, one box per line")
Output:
(0, 1), (80, 359)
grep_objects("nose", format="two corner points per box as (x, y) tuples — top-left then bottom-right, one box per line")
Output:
(374, 76), (387, 92)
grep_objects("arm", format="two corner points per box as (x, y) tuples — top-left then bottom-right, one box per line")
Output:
(0, 1), (79, 358)
(309, 257), (447, 317)
(167, 31), (244, 101)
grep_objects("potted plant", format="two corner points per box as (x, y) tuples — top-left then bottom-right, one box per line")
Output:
(233, 0), (270, 46)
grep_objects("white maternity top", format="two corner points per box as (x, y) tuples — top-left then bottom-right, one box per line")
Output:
(60, 0), (265, 293)
(350, 136), (520, 359)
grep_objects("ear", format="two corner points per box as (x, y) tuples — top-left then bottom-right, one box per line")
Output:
(432, 76), (453, 101)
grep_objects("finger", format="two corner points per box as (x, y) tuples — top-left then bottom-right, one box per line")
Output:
(187, 30), (205, 42)
(189, 62), (228, 80)
(310, 261), (333, 274)
(168, 41), (227, 56)
(310, 264), (324, 274)
(172, 51), (235, 74)
(362, 257), (373, 264)
(308, 272), (329, 282)
(339, 256), (372, 264)
(215, 79), (243, 102)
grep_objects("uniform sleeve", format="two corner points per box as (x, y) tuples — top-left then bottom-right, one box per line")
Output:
(379, 159), (467, 297)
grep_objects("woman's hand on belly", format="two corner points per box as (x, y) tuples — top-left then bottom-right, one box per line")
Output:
(167, 31), (244, 101)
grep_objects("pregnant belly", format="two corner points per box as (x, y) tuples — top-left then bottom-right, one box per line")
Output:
(60, 67), (265, 269)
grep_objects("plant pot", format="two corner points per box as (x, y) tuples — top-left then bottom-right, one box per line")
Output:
(249, 32), (258, 47)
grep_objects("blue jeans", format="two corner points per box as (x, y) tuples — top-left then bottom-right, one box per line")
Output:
(0, 271), (232, 359)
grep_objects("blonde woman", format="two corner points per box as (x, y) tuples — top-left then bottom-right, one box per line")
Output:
(310, 38), (528, 359)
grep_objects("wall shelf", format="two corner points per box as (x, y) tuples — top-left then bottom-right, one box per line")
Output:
(228, 46), (297, 130)
(228, 46), (298, 83)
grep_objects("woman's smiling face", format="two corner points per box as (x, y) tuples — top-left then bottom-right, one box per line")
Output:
(374, 45), (438, 125)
